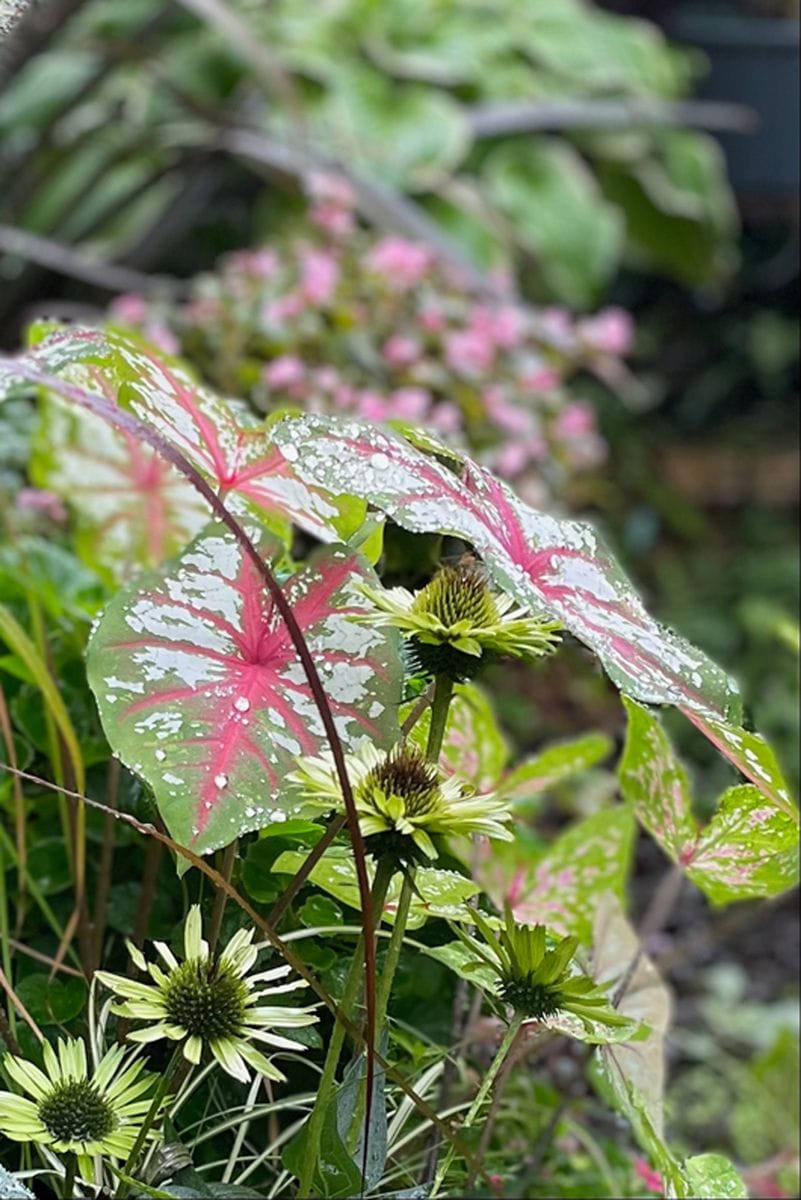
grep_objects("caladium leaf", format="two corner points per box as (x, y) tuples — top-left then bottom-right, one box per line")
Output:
(272, 415), (742, 730)
(683, 706), (796, 815)
(620, 698), (799, 904)
(30, 385), (208, 582)
(3, 326), (363, 545)
(592, 893), (672, 1141)
(499, 732), (615, 805)
(86, 524), (402, 855)
(403, 681), (509, 791)
(476, 806), (636, 944)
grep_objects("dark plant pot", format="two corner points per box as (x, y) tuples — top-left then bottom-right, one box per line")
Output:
(668, 13), (800, 197)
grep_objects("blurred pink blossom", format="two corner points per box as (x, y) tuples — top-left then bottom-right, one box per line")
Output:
(366, 236), (430, 287)
(262, 293), (304, 324)
(429, 402), (461, 433)
(111, 293), (148, 324)
(579, 306), (634, 357)
(300, 248), (340, 305)
(389, 387), (430, 421)
(383, 335), (421, 367)
(264, 355), (305, 390)
(444, 328), (494, 375)
(520, 364), (560, 393)
(356, 391), (391, 421)
(633, 1157), (663, 1195)
(554, 401), (596, 439)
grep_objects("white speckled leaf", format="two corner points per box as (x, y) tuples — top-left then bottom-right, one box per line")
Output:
(272, 846), (479, 930)
(86, 524), (402, 856)
(680, 1155), (747, 1199)
(273, 415), (741, 724)
(5, 327), (362, 544)
(683, 706), (796, 814)
(621, 698), (799, 904)
(476, 806), (636, 944)
(31, 386), (208, 581)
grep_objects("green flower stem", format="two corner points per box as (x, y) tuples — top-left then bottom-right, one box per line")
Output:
(62, 1152), (76, 1200)
(425, 674), (454, 763)
(346, 867), (417, 1154)
(430, 1012), (524, 1199)
(115, 1044), (183, 1199)
(297, 857), (395, 1198)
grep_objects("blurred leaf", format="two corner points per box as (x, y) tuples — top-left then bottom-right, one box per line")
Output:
(404, 681), (509, 792)
(500, 731), (614, 806)
(485, 140), (624, 306)
(478, 805), (635, 943)
(15, 973), (87, 1025)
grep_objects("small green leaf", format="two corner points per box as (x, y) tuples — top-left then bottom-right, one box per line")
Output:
(15, 974), (87, 1024)
(681, 1154), (747, 1199)
(500, 732), (614, 805)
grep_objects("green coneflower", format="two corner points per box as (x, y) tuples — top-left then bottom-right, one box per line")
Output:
(0, 1037), (158, 1182)
(456, 907), (632, 1029)
(356, 563), (561, 681)
(95, 907), (316, 1084)
(289, 742), (512, 865)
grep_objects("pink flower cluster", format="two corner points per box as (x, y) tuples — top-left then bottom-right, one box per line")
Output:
(110, 176), (633, 503)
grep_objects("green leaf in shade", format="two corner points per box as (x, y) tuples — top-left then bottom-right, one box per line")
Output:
(485, 140), (624, 306)
(620, 698), (799, 904)
(273, 847), (479, 930)
(14, 974), (87, 1025)
(403, 681), (509, 791)
(476, 806), (635, 944)
(499, 732), (614, 805)
(283, 1096), (363, 1199)
(86, 524), (402, 856)
(683, 705), (796, 816)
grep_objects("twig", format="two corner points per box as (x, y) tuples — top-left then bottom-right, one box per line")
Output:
(0, 225), (183, 298)
(614, 861), (685, 1007)
(467, 98), (759, 139)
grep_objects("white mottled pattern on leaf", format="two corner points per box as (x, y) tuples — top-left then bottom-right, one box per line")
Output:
(7, 326), (359, 544)
(31, 384), (207, 580)
(476, 806), (635, 944)
(86, 524), (402, 855)
(621, 698), (798, 903)
(272, 415), (740, 724)
(683, 706), (796, 814)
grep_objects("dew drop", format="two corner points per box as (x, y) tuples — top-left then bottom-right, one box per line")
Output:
(154, 749), (166, 762)
(269, 810), (287, 823)
(282, 444), (299, 462)
(370, 452), (389, 470)
(234, 696), (251, 713)
(214, 773), (229, 789)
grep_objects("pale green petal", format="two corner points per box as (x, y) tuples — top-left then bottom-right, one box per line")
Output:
(210, 1039), (249, 1083)
(41, 1039), (60, 1082)
(126, 1022), (180, 1045)
(411, 829), (437, 859)
(124, 940), (149, 972)
(92, 1044), (127, 1093)
(246, 1028), (312, 1051)
(239, 1043), (286, 1082)
(154, 940), (180, 969)
(183, 1035), (203, 1065)
(3, 1055), (51, 1100)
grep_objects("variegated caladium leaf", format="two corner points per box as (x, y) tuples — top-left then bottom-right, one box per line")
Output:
(272, 415), (743, 730)
(403, 682), (510, 792)
(86, 523), (402, 856)
(475, 806), (636, 944)
(620, 698), (798, 904)
(30, 380), (208, 582)
(3, 326), (363, 546)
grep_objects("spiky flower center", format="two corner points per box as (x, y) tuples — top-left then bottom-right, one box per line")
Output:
(38, 1080), (116, 1144)
(412, 565), (498, 630)
(500, 976), (563, 1020)
(163, 959), (248, 1041)
(362, 748), (440, 818)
